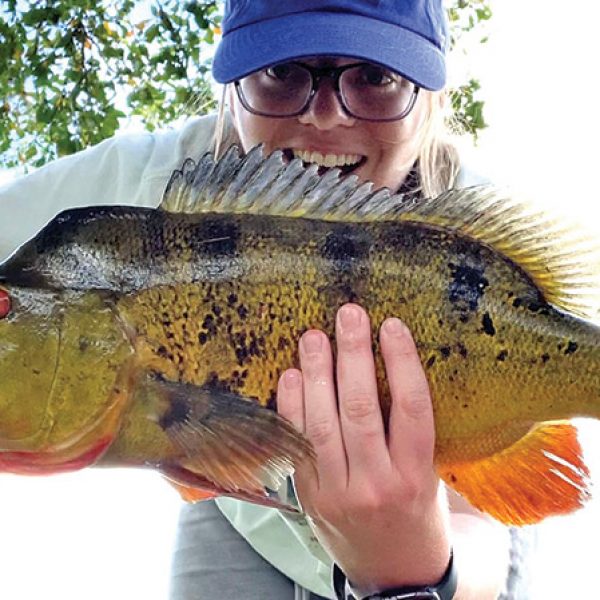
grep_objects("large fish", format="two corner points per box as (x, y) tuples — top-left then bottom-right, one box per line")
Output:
(1, 145), (599, 525)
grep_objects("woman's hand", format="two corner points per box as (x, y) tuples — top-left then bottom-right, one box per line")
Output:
(277, 303), (452, 593)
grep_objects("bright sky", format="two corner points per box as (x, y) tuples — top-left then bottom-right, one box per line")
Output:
(1, 1), (600, 598)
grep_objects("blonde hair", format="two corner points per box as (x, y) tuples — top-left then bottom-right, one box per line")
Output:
(212, 85), (238, 159)
(416, 90), (461, 198)
(211, 84), (461, 199)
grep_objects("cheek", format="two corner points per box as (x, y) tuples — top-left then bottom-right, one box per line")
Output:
(359, 116), (427, 190)
(368, 110), (425, 148)
(231, 99), (283, 153)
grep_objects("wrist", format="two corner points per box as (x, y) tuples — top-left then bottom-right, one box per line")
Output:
(333, 550), (457, 600)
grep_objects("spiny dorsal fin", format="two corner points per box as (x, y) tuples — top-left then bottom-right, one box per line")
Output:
(161, 144), (386, 220)
(160, 145), (600, 319)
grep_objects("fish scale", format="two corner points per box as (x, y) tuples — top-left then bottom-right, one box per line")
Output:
(1, 144), (600, 524)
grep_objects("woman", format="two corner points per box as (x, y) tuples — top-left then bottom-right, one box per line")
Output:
(0, 1), (535, 599)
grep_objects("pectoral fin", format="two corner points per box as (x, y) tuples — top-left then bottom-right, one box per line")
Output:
(145, 378), (314, 505)
(438, 421), (590, 525)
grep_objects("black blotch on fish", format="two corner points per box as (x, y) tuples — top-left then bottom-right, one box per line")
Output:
(338, 282), (359, 303)
(202, 314), (218, 338)
(439, 346), (451, 359)
(206, 372), (233, 393)
(426, 355), (436, 368)
(482, 312), (496, 336)
(159, 395), (189, 430)
(496, 349), (508, 361)
(513, 296), (550, 316)
(277, 336), (290, 351)
(190, 217), (239, 256)
(456, 343), (468, 358)
(541, 353), (550, 363)
(235, 345), (248, 365)
(229, 330), (264, 366)
(317, 280), (359, 304)
(448, 263), (489, 318)
(157, 344), (171, 358)
(321, 226), (371, 275)
(266, 390), (277, 411)
(144, 211), (169, 257)
(565, 341), (578, 355)
(525, 301), (551, 316)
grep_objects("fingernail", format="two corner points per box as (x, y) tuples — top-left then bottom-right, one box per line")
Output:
(302, 331), (323, 354)
(338, 304), (362, 330)
(383, 317), (405, 335)
(283, 370), (301, 390)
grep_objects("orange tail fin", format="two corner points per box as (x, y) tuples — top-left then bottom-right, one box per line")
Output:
(439, 422), (590, 525)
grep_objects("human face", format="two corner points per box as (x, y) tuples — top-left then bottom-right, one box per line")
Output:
(229, 57), (429, 192)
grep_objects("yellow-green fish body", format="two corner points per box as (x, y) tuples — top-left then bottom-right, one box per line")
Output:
(1, 146), (598, 523)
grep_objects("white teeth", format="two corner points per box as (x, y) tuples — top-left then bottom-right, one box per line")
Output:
(292, 149), (362, 168)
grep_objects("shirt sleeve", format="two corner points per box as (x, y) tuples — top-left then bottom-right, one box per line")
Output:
(0, 114), (220, 262)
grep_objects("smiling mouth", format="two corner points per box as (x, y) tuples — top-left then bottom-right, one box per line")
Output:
(282, 149), (366, 176)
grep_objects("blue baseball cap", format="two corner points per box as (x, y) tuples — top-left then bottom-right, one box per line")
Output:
(212, 0), (449, 91)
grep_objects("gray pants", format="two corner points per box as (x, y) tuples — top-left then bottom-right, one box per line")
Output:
(169, 500), (328, 599)
(169, 500), (535, 599)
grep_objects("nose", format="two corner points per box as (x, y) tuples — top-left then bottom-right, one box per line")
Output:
(297, 79), (356, 130)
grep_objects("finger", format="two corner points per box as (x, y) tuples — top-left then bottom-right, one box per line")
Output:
(277, 368), (305, 432)
(336, 304), (389, 476)
(277, 369), (319, 501)
(380, 318), (436, 472)
(299, 329), (348, 489)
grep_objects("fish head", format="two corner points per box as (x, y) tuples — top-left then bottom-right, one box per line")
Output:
(0, 280), (134, 458)
(0, 283), (61, 450)
(0, 218), (137, 465)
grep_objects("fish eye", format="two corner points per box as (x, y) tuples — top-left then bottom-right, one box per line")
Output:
(0, 288), (10, 319)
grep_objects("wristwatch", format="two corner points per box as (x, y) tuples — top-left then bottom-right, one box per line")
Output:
(332, 551), (457, 600)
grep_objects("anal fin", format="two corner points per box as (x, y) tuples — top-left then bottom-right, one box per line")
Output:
(438, 421), (591, 525)
(161, 465), (299, 511)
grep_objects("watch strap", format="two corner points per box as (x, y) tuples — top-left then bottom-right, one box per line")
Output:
(333, 550), (457, 600)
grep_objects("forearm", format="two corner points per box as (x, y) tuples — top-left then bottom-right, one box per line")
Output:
(451, 512), (511, 600)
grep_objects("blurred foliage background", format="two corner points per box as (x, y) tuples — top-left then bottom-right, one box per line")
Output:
(0, 0), (491, 169)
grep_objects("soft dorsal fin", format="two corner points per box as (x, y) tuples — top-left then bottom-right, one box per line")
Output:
(161, 145), (600, 319)
(394, 187), (600, 318)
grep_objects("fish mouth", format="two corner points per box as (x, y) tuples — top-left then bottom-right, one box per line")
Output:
(282, 148), (366, 177)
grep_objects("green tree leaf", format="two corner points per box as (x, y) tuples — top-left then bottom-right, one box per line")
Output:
(0, 0), (489, 168)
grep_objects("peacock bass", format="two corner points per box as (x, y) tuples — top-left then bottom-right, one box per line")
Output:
(1, 145), (598, 525)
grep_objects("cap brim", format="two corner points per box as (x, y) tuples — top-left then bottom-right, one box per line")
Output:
(212, 12), (446, 91)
